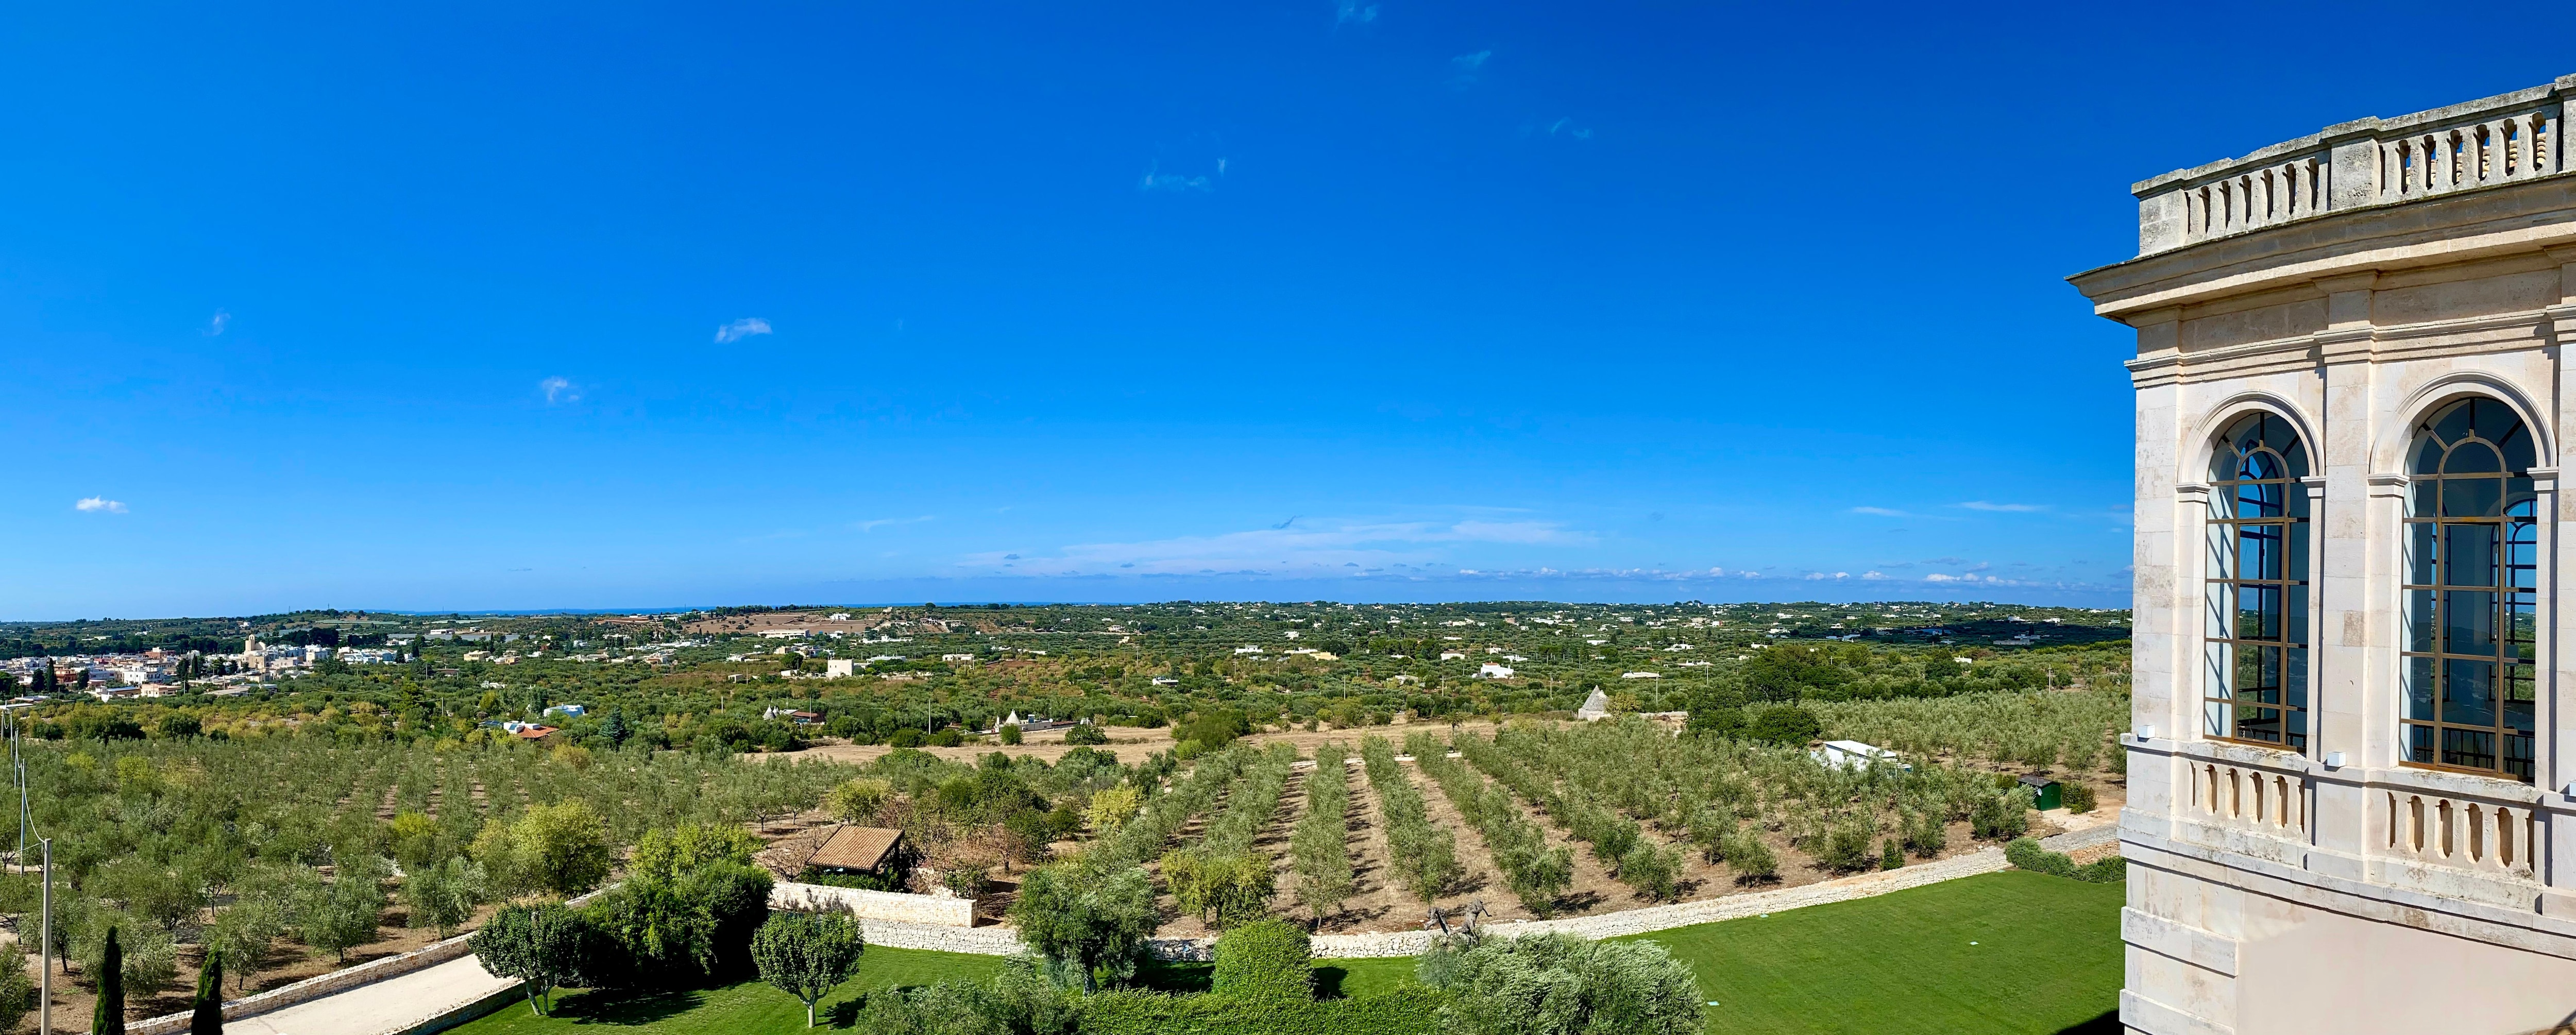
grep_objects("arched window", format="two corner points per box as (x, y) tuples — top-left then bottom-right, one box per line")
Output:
(2403, 398), (2538, 782)
(2205, 413), (2309, 749)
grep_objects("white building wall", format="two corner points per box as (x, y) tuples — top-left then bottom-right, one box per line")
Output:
(2076, 75), (2576, 1035)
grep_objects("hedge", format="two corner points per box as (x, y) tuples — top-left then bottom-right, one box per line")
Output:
(2004, 838), (2124, 883)
(1076, 987), (1446, 1035)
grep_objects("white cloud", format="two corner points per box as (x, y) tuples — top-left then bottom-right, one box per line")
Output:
(1959, 501), (2045, 512)
(1450, 49), (1492, 87)
(1138, 165), (1212, 193)
(1335, 0), (1378, 25)
(1543, 117), (1593, 140)
(854, 515), (935, 533)
(204, 310), (230, 336)
(75, 497), (127, 514)
(1803, 571), (1850, 581)
(1860, 571), (1888, 580)
(539, 376), (579, 404)
(1850, 506), (1910, 517)
(1923, 572), (1959, 582)
(714, 318), (773, 344)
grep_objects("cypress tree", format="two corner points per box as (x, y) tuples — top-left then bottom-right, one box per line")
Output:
(94, 927), (125, 1035)
(190, 954), (224, 1035)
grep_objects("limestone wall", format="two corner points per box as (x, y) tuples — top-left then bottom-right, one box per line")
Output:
(771, 880), (977, 927)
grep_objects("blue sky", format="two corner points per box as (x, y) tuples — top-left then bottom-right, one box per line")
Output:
(5, 2), (2565, 618)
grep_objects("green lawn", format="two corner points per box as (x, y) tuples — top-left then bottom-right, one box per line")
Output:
(1629, 871), (2124, 1035)
(449, 871), (2122, 1034)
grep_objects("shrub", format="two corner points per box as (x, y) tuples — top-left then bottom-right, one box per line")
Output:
(1085, 785), (1143, 833)
(1880, 839), (1904, 870)
(1812, 818), (1875, 874)
(1010, 860), (1158, 992)
(1971, 788), (2033, 841)
(1063, 724), (1109, 746)
(2004, 837), (2068, 876)
(1904, 809), (1949, 858)
(1725, 827), (1777, 883)
(629, 823), (764, 885)
(1618, 843), (1681, 903)
(1745, 704), (1823, 746)
(1079, 988), (1444, 1035)
(1210, 919), (1312, 1004)
(2062, 781), (2098, 814)
(887, 728), (926, 748)
(1418, 932), (1703, 1035)
(999, 724), (1024, 745)
(2006, 838), (2126, 884)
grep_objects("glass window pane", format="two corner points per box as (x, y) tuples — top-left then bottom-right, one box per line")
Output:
(2204, 699), (2230, 739)
(2405, 722), (2436, 764)
(2442, 659), (2496, 726)
(2412, 478), (2438, 517)
(2287, 520), (2309, 580)
(2410, 434), (2444, 475)
(2406, 522), (2436, 585)
(2285, 585), (2308, 647)
(2205, 582), (2230, 639)
(2405, 656), (2435, 720)
(2443, 590), (2496, 655)
(2237, 585), (2279, 640)
(2285, 647), (2309, 714)
(2443, 727), (2497, 772)
(2444, 523), (2497, 586)
(2445, 474), (2502, 518)
(2240, 524), (2282, 579)
(2204, 640), (2231, 698)
(2405, 589), (2436, 652)
(2234, 643), (2272, 700)
(2445, 441), (2502, 474)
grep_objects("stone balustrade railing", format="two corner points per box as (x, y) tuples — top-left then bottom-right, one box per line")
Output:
(2133, 74), (2576, 256)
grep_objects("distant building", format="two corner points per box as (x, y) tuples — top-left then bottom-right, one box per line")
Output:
(1574, 689), (1611, 721)
(544, 704), (586, 719)
(1476, 663), (1514, 680)
(1812, 740), (1908, 772)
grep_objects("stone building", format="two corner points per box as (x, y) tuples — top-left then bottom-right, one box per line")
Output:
(2071, 75), (2576, 1034)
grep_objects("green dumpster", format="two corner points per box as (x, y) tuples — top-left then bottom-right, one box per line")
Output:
(2019, 773), (2062, 811)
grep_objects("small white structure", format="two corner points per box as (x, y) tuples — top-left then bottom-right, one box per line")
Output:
(825, 659), (857, 678)
(1619, 671), (1662, 680)
(1812, 740), (1909, 772)
(1574, 688), (1612, 721)
(544, 703), (587, 719)
(1476, 663), (1514, 679)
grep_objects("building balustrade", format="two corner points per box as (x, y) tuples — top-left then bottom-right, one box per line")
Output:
(2134, 75), (2576, 255)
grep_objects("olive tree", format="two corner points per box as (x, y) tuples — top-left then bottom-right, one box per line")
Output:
(750, 912), (865, 1028)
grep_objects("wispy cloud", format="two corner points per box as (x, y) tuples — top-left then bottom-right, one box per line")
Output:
(714, 318), (773, 344)
(1860, 571), (1889, 580)
(1335, 0), (1379, 25)
(204, 310), (230, 336)
(1543, 117), (1593, 140)
(1138, 164), (1213, 193)
(1804, 571), (1851, 581)
(75, 497), (127, 514)
(854, 515), (935, 533)
(961, 516), (1594, 576)
(1958, 501), (2045, 513)
(539, 376), (579, 404)
(1450, 49), (1492, 87)
(1850, 506), (1911, 517)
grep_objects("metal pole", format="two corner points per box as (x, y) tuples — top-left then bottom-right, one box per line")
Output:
(40, 837), (50, 1035)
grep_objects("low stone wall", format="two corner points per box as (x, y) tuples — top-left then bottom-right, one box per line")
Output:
(129, 932), (480, 1035)
(851, 916), (1031, 955)
(772, 881), (977, 927)
(126, 885), (617, 1035)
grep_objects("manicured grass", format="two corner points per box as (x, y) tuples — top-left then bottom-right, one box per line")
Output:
(450, 871), (2122, 1034)
(1628, 871), (2124, 1035)
(453, 945), (1011, 1033)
